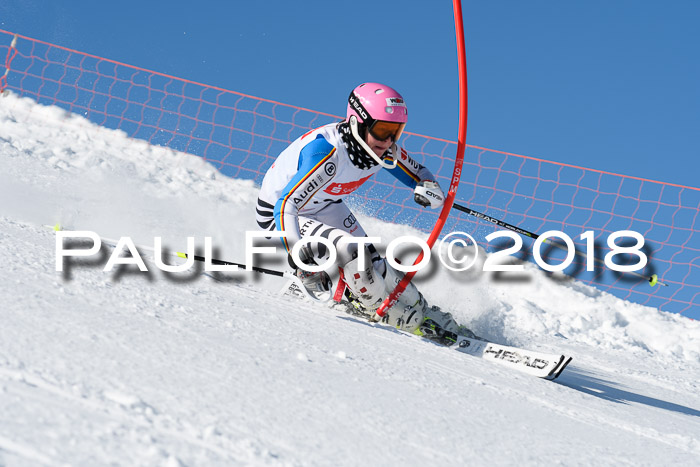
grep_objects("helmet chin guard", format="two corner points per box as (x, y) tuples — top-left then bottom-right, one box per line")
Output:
(346, 83), (407, 170)
(348, 115), (398, 169)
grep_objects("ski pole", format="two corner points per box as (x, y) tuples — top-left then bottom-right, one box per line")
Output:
(451, 202), (668, 287)
(175, 251), (332, 302)
(50, 223), (331, 301)
(175, 252), (285, 277)
(122, 243), (331, 302)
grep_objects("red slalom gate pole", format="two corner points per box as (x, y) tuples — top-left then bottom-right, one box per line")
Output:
(374, 0), (468, 320)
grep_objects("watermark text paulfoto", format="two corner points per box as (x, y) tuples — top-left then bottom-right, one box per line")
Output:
(55, 229), (648, 275)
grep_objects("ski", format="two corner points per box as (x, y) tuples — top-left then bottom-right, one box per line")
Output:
(336, 278), (573, 381)
(450, 335), (572, 380)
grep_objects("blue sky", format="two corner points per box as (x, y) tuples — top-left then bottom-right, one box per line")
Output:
(1, 0), (698, 188)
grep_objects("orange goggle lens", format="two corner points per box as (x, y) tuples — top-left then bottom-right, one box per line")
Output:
(369, 120), (406, 142)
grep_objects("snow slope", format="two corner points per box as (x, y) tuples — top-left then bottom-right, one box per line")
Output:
(1, 93), (699, 466)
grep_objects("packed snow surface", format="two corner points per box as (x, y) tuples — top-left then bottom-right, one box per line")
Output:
(1, 93), (698, 466)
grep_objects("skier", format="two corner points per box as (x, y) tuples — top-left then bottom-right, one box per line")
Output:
(256, 83), (464, 341)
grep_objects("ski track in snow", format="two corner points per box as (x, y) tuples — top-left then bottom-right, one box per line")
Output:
(1, 93), (699, 466)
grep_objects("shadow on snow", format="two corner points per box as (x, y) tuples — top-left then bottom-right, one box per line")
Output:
(557, 367), (699, 418)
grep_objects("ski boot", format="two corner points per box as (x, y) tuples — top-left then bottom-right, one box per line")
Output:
(342, 287), (374, 319)
(415, 306), (479, 346)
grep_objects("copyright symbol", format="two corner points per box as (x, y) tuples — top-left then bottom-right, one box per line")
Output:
(438, 231), (478, 272)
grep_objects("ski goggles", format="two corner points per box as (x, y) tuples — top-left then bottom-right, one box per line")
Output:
(368, 120), (406, 142)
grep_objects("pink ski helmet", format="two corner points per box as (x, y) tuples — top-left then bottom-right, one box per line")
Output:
(347, 82), (408, 143)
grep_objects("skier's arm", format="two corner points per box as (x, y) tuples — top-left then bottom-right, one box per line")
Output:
(386, 147), (445, 209)
(273, 136), (337, 253)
